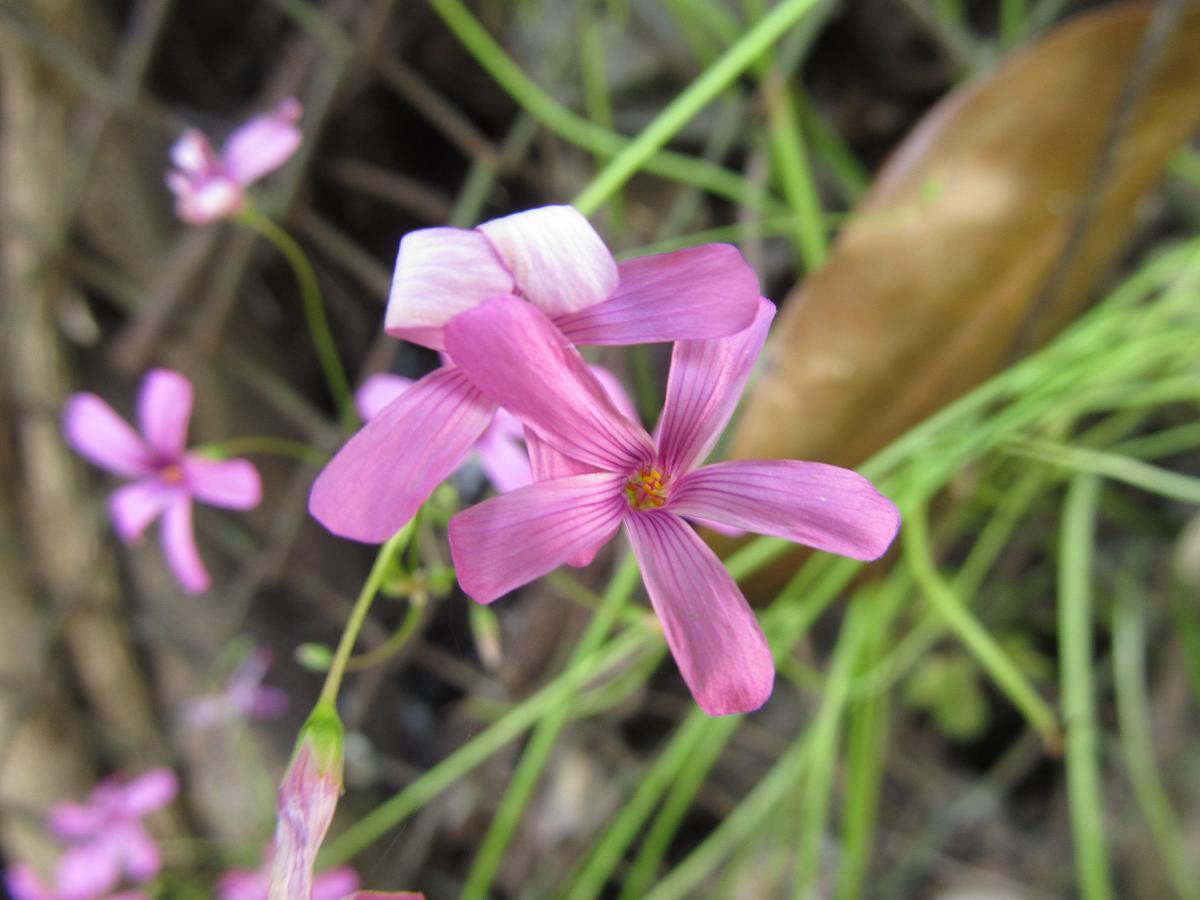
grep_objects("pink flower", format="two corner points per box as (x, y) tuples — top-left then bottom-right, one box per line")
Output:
(184, 648), (289, 730)
(4, 864), (146, 900)
(443, 298), (901, 715)
(62, 369), (262, 594)
(217, 850), (358, 900)
(44, 769), (177, 899)
(311, 205), (760, 542)
(166, 98), (302, 224)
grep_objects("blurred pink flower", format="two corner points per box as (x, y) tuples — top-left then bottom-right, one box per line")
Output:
(184, 648), (288, 730)
(166, 98), (302, 224)
(62, 369), (262, 594)
(444, 298), (902, 716)
(4, 863), (146, 900)
(311, 204), (759, 543)
(41, 769), (177, 900)
(217, 850), (358, 900)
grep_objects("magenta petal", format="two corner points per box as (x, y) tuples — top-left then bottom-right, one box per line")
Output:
(655, 298), (775, 475)
(448, 473), (626, 603)
(174, 176), (244, 224)
(216, 868), (268, 900)
(311, 868), (362, 900)
(474, 431), (532, 494)
(185, 457), (262, 509)
(670, 461), (901, 560)
(624, 512), (774, 716)
(477, 206), (617, 316)
(117, 824), (162, 883)
(310, 367), (496, 542)
(137, 369), (193, 460)
(117, 768), (178, 817)
(588, 365), (639, 424)
(161, 494), (210, 594)
(48, 802), (104, 839)
(4, 864), (54, 900)
(555, 245), (759, 345)
(109, 481), (173, 543)
(339, 894), (426, 899)
(445, 298), (654, 473)
(355, 373), (413, 421)
(63, 394), (153, 477)
(55, 840), (122, 900)
(384, 228), (513, 350)
(524, 429), (601, 482)
(222, 98), (302, 185)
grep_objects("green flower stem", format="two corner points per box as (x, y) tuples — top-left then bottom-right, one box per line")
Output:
(235, 205), (356, 431)
(572, 0), (823, 216)
(193, 435), (329, 466)
(346, 598), (424, 672)
(1005, 437), (1200, 504)
(1059, 474), (1115, 900)
(460, 556), (640, 900)
(318, 527), (409, 707)
(904, 501), (1061, 750)
(429, 0), (782, 212)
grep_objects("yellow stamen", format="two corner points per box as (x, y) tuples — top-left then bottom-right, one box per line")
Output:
(160, 464), (185, 485)
(625, 466), (669, 511)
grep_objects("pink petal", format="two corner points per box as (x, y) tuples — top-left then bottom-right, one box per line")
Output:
(109, 481), (174, 543)
(55, 840), (122, 900)
(311, 868), (362, 900)
(444, 298), (654, 474)
(355, 373), (413, 421)
(221, 98), (303, 186)
(48, 801), (105, 839)
(588, 365), (639, 423)
(477, 205), (618, 316)
(137, 369), (193, 460)
(269, 743), (341, 900)
(169, 129), (218, 175)
(116, 823), (162, 883)
(624, 512), (774, 716)
(173, 176), (245, 224)
(521, 430), (607, 567)
(116, 768), (178, 818)
(161, 494), (210, 594)
(655, 298), (775, 475)
(448, 473), (627, 603)
(338, 894), (425, 899)
(184, 457), (262, 509)
(474, 433), (532, 494)
(383, 229), (513, 350)
(670, 461), (901, 560)
(555, 245), (760, 345)
(217, 869), (268, 900)
(62, 394), (153, 477)
(249, 685), (290, 719)
(309, 367), (495, 542)
(4, 865), (54, 900)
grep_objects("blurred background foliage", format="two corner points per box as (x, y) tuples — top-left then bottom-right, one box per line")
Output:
(1, 0), (1199, 897)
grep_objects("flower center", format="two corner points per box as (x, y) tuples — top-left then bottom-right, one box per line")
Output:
(625, 466), (669, 511)
(160, 464), (185, 485)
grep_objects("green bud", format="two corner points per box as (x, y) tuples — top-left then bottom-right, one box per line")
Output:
(295, 642), (334, 671)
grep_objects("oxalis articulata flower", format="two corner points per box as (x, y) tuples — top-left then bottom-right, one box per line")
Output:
(309, 204), (760, 543)
(444, 298), (902, 716)
(62, 369), (262, 594)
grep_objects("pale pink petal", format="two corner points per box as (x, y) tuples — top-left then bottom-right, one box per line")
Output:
(116, 824), (162, 883)
(670, 461), (901, 560)
(63, 394), (154, 477)
(116, 768), (178, 817)
(474, 429), (531, 494)
(184, 457), (262, 509)
(47, 802), (105, 839)
(310, 367), (495, 542)
(217, 869), (268, 900)
(4, 865), (54, 900)
(174, 176), (245, 224)
(269, 743), (341, 900)
(383, 229), (513, 350)
(109, 481), (174, 543)
(169, 129), (217, 174)
(355, 374), (413, 421)
(55, 840), (122, 900)
(221, 98), (302, 186)
(477, 205), (618, 316)
(655, 298), (775, 475)
(448, 473), (626, 603)
(624, 512), (774, 716)
(310, 868), (362, 900)
(588, 365), (639, 423)
(249, 685), (290, 719)
(161, 494), (210, 594)
(137, 369), (193, 460)
(444, 298), (654, 473)
(555, 245), (759, 345)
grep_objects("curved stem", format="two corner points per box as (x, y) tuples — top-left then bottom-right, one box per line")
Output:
(346, 598), (424, 672)
(235, 205), (356, 430)
(194, 435), (329, 466)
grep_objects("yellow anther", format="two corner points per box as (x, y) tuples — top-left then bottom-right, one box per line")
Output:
(625, 466), (670, 511)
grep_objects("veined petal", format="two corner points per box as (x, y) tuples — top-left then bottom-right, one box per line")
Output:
(63, 394), (153, 477)
(309, 367), (495, 542)
(109, 481), (173, 543)
(222, 98), (303, 186)
(477, 205), (617, 316)
(521, 430), (606, 568)
(670, 461), (901, 560)
(624, 512), (774, 716)
(445, 298), (653, 473)
(116, 768), (178, 818)
(384, 229), (513, 349)
(589, 365), (639, 424)
(655, 298), (775, 475)
(555, 245), (759, 345)
(185, 457), (262, 509)
(355, 374), (413, 421)
(137, 369), (193, 460)
(448, 473), (626, 603)
(161, 495), (210, 594)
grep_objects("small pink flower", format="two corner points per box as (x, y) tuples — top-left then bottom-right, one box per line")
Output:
(44, 769), (177, 899)
(184, 648), (289, 730)
(166, 98), (302, 224)
(62, 369), (262, 594)
(5, 863), (146, 900)
(311, 204), (758, 543)
(444, 298), (902, 715)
